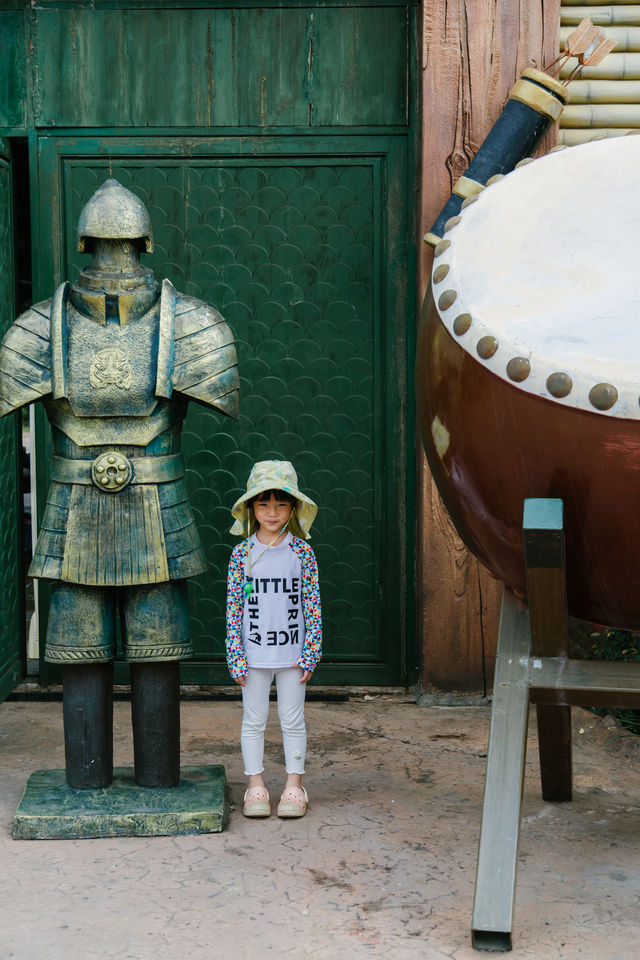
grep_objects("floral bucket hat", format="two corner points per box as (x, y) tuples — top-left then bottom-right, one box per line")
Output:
(230, 460), (318, 540)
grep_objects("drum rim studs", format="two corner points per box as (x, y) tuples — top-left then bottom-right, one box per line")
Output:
(589, 382), (618, 411)
(546, 372), (573, 399)
(433, 264), (450, 284)
(476, 335), (499, 360)
(438, 289), (457, 311)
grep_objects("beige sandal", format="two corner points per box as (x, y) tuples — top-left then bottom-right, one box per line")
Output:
(277, 786), (309, 818)
(243, 786), (271, 818)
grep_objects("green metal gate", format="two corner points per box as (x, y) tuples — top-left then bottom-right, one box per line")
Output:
(1, 1), (417, 688)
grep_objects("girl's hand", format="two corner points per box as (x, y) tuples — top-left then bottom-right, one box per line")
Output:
(235, 675), (247, 687)
(300, 670), (312, 683)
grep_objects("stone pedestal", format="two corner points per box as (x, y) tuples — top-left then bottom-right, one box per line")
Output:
(12, 765), (227, 839)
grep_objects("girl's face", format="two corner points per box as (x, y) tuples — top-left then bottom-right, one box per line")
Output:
(252, 491), (293, 538)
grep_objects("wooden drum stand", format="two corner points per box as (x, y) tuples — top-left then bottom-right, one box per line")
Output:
(472, 498), (640, 950)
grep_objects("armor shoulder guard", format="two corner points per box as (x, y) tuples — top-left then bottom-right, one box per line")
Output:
(0, 298), (53, 417)
(173, 293), (239, 419)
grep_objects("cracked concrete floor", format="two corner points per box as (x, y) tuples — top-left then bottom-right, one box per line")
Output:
(1, 694), (639, 959)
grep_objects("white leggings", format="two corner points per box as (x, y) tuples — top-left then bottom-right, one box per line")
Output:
(241, 666), (307, 776)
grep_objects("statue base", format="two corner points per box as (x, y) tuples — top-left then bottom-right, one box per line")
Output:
(12, 765), (228, 839)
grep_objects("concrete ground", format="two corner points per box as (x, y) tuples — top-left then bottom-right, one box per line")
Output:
(1, 692), (639, 960)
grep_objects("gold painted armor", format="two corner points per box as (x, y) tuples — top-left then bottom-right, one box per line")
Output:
(0, 187), (239, 590)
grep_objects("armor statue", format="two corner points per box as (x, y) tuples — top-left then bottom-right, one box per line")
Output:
(0, 179), (239, 789)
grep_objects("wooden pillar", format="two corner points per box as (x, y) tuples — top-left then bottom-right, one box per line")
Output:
(416, 0), (561, 693)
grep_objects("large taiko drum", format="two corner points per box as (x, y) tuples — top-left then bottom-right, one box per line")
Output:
(417, 135), (640, 629)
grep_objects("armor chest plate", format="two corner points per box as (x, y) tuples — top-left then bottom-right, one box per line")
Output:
(66, 303), (160, 418)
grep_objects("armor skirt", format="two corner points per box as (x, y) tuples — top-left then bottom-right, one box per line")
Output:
(30, 476), (207, 586)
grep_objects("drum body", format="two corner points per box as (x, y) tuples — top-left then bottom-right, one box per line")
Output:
(416, 136), (640, 629)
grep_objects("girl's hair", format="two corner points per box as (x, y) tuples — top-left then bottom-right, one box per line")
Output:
(250, 488), (296, 507)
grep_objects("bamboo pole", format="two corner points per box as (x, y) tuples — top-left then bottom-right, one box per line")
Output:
(561, 24), (640, 46)
(561, 50), (640, 75)
(565, 77), (640, 99)
(559, 126), (634, 140)
(562, 6), (640, 26)
(562, 101), (640, 122)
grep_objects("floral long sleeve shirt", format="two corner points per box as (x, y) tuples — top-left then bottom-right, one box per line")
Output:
(225, 535), (322, 679)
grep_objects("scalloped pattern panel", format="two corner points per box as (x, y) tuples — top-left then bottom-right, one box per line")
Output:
(65, 159), (380, 671)
(0, 157), (21, 695)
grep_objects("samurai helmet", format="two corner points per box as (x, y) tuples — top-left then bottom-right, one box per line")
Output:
(77, 179), (153, 253)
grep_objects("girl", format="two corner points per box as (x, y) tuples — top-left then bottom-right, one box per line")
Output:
(226, 460), (322, 818)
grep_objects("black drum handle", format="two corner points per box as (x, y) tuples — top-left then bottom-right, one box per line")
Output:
(424, 69), (570, 249)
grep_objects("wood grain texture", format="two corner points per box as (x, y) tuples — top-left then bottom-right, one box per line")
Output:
(417, 0), (561, 693)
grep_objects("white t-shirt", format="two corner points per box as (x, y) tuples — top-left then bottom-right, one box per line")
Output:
(242, 533), (306, 669)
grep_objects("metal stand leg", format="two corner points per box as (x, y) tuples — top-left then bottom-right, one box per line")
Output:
(471, 589), (531, 951)
(62, 662), (114, 789)
(130, 661), (181, 788)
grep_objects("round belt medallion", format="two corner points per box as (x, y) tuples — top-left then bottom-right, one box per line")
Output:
(91, 452), (133, 492)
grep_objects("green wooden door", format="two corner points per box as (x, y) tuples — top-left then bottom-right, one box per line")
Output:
(34, 133), (411, 685)
(0, 139), (24, 700)
(11, 1), (417, 687)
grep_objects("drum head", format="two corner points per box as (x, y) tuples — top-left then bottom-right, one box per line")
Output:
(432, 136), (640, 419)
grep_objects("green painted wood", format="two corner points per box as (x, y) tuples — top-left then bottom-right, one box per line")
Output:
(311, 9), (408, 126)
(27, 6), (408, 130)
(19, 1), (414, 6)
(0, 11), (27, 131)
(0, 140), (24, 703)
(12, 765), (228, 838)
(21, 2), (416, 687)
(35, 132), (411, 686)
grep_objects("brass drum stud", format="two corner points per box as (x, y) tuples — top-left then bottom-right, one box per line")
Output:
(506, 357), (531, 382)
(444, 216), (461, 233)
(453, 313), (472, 336)
(433, 264), (450, 284)
(546, 372), (573, 398)
(589, 382), (618, 411)
(434, 239), (451, 257)
(438, 290), (457, 311)
(477, 336), (498, 359)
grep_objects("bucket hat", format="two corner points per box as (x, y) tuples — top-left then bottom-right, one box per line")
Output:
(230, 460), (317, 540)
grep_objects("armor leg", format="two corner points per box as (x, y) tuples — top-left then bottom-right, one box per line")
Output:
(62, 662), (114, 789)
(130, 661), (180, 787)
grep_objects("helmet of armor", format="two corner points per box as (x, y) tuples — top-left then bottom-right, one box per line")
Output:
(77, 179), (154, 253)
